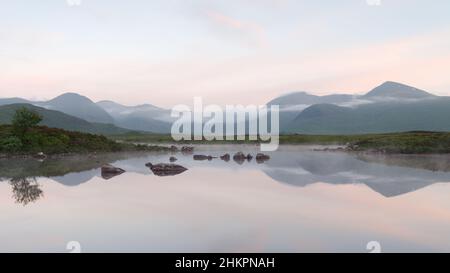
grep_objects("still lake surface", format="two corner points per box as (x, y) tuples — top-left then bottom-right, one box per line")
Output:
(1, 144), (450, 253)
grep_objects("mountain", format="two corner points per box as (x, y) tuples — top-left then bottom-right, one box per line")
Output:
(0, 80), (446, 135)
(0, 97), (30, 106)
(268, 92), (355, 108)
(97, 100), (173, 133)
(36, 93), (114, 124)
(286, 97), (450, 134)
(0, 104), (130, 135)
(363, 81), (435, 100)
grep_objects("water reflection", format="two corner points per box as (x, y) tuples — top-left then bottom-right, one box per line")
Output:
(263, 150), (450, 197)
(9, 177), (43, 206)
(1, 147), (450, 205)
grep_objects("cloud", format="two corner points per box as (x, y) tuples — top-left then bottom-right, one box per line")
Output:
(204, 10), (268, 48)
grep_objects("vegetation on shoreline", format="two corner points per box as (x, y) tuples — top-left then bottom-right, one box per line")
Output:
(0, 108), (171, 156)
(111, 131), (450, 154)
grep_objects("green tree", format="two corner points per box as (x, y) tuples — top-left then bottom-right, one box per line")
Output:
(12, 107), (42, 139)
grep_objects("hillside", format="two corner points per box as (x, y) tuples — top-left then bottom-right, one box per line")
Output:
(286, 98), (450, 134)
(37, 93), (114, 124)
(0, 124), (169, 155)
(97, 100), (173, 133)
(0, 104), (130, 135)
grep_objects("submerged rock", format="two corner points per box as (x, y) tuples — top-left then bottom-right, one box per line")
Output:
(101, 164), (126, 180)
(256, 153), (270, 164)
(220, 154), (231, 162)
(193, 155), (215, 161)
(181, 146), (194, 154)
(146, 163), (188, 176)
(169, 156), (178, 162)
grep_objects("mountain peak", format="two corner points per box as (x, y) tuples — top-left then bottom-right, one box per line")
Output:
(364, 81), (434, 99)
(50, 92), (94, 103)
(42, 92), (114, 124)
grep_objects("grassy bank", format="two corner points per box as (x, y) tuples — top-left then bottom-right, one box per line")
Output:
(111, 131), (450, 154)
(0, 125), (170, 156)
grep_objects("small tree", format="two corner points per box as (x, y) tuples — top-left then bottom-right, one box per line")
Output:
(12, 107), (42, 139)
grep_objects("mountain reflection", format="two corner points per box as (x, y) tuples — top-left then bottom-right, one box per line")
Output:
(1, 149), (450, 203)
(262, 151), (450, 197)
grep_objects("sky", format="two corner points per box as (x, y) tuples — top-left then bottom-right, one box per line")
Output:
(0, 0), (450, 107)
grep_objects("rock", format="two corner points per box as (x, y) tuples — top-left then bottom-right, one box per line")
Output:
(256, 153), (270, 164)
(101, 164), (126, 180)
(246, 154), (253, 161)
(34, 152), (47, 160)
(181, 146), (194, 154)
(146, 163), (188, 177)
(169, 156), (178, 162)
(233, 152), (247, 165)
(220, 154), (230, 162)
(170, 145), (178, 152)
(193, 155), (215, 161)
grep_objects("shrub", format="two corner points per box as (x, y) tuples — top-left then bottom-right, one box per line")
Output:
(0, 136), (23, 153)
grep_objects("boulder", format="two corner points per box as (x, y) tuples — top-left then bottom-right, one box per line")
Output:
(146, 163), (188, 176)
(193, 155), (215, 161)
(246, 154), (253, 161)
(233, 152), (247, 164)
(256, 153), (270, 164)
(34, 152), (47, 160)
(101, 164), (126, 180)
(181, 146), (194, 154)
(169, 156), (178, 162)
(220, 154), (231, 162)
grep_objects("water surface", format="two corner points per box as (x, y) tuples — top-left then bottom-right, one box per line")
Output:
(1, 145), (450, 252)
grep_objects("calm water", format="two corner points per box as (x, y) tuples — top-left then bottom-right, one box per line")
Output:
(1, 145), (450, 253)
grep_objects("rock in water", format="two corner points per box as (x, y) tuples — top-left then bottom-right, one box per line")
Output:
(181, 146), (194, 154)
(34, 152), (47, 160)
(101, 164), (126, 180)
(146, 163), (188, 177)
(170, 156), (178, 162)
(246, 154), (253, 162)
(233, 152), (247, 165)
(193, 155), (215, 161)
(256, 153), (270, 164)
(220, 154), (230, 162)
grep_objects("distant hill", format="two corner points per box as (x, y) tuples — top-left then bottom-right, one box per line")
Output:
(0, 97), (31, 106)
(97, 100), (174, 133)
(286, 98), (450, 134)
(1, 81), (448, 135)
(362, 81), (435, 100)
(36, 93), (114, 124)
(0, 104), (130, 135)
(268, 92), (355, 107)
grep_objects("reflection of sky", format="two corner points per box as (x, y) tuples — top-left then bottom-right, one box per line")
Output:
(1, 1), (450, 106)
(1, 148), (450, 252)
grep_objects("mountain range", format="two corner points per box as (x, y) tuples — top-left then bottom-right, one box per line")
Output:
(0, 81), (449, 135)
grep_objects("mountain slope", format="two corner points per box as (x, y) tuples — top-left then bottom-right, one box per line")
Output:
(286, 98), (450, 134)
(363, 81), (435, 100)
(0, 104), (130, 135)
(97, 100), (173, 133)
(268, 92), (355, 107)
(0, 98), (31, 106)
(37, 93), (114, 124)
